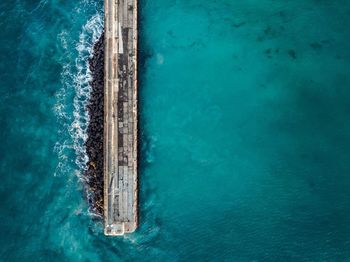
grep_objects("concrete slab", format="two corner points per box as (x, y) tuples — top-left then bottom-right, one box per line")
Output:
(103, 0), (138, 236)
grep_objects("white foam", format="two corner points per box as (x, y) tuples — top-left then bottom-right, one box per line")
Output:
(54, 13), (103, 181)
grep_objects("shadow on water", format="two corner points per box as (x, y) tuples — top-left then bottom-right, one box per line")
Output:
(136, 0), (157, 231)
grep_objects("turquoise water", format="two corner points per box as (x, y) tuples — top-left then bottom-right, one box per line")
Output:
(1, 0), (350, 261)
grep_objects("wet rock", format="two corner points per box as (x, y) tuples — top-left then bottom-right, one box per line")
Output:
(84, 32), (105, 218)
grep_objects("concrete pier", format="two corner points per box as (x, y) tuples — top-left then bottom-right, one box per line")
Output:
(103, 0), (138, 236)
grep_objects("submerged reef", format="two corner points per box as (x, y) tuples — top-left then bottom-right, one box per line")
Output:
(85, 32), (104, 217)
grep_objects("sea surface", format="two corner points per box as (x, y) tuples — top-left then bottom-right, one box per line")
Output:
(1, 0), (350, 261)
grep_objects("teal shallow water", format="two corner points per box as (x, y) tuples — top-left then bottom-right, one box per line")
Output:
(1, 0), (350, 261)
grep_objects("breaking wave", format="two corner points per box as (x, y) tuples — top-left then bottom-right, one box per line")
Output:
(54, 13), (103, 184)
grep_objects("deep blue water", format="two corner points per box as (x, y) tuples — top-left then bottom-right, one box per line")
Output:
(1, 0), (350, 261)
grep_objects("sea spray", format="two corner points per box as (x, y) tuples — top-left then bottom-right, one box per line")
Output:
(72, 13), (103, 173)
(54, 13), (103, 217)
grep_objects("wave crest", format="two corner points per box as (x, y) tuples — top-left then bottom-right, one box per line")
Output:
(54, 13), (103, 181)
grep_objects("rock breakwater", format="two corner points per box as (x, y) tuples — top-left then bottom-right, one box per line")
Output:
(85, 32), (104, 217)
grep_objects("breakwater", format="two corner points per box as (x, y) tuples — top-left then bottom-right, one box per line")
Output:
(83, 0), (138, 235)
(103, 0), (138, 235)
(85, 32), (104, 217)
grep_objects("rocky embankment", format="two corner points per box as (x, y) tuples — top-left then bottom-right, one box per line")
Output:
(85, 32), (104, 217)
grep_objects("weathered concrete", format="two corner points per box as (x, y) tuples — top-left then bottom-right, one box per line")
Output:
(104, 0), (138, 236)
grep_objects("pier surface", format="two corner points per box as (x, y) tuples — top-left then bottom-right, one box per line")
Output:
(104, 0), (138, 236)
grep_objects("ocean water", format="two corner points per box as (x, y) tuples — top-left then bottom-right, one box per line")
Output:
(1, 0), (350, 261)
